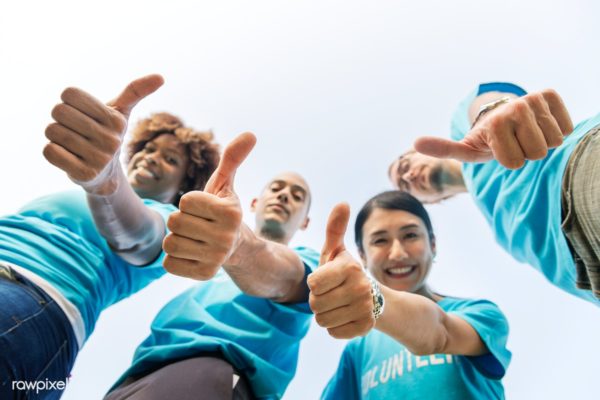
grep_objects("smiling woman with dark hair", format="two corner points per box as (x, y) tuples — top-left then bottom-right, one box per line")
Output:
(309, 191), (511, 399)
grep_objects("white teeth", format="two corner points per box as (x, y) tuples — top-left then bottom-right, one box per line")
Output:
(137, 167), (157, 179)
(388, 266), (414, 274)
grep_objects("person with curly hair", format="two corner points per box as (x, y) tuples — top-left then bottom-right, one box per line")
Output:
(0, 75), (220, 400)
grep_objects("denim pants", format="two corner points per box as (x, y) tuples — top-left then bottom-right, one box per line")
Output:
(0, 264), (78, 400)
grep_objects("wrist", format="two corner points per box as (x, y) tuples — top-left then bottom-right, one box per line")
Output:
(223, 224), (259, 268)
(75, 155), (124, 196)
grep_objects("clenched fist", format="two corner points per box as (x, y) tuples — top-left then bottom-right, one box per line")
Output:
(162, 132), (256, 280)
(44, 74), (164, 194)
(415, 89), (574, 169)
(308, 203), (376, 339)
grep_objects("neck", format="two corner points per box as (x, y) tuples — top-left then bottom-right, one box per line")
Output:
(413, 284), (440, 302)
(255, 226), (290, 245)
(440, 161), (467, 197)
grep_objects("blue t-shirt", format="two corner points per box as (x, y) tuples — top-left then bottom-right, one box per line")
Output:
(451, 82), (600, 306)
(321, 297), (511, 400)
(0, 190), (176, 340)
(114, 246), (319, 400)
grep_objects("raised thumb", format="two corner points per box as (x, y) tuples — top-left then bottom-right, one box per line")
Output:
(320, 203), (350, 265)
(204, 132), (257, 195)
(107, 74), (165, 118)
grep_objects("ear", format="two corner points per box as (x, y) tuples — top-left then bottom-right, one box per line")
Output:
(359, 248), (367, 265)
(430, 235), (437, 257)
(250, 198), (258, 212)
(300, 216), (310, 231)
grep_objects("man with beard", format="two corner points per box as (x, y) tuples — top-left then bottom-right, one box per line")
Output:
(388, 82), (600, 306)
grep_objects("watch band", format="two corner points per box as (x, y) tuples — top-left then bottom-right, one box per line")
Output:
(472, 95), (512, 128)
(368, 275), (385, 320)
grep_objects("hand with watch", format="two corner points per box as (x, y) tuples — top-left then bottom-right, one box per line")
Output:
(307, 203), (384, 339)
(414, 88), (574, 169)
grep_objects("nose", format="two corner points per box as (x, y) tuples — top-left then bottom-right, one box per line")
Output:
(402, 169), (416, 182)
(277, 191), (289, 204)
(389, 239), (408, 261)
(145, 152), (158, 166)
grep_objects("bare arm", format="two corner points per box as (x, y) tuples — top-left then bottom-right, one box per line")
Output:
(223, 224), (308, 302)
(375, 286), (487, 356)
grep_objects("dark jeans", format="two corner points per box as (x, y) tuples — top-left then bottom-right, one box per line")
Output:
(105, 357), (256, 400)
(0, 264), (78, 400)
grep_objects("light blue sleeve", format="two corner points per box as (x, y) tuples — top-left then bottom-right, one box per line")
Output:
(450, 82), (528, 141)
(448, 299), (512, 380)
(138, 199), (178, 270)
(320, 343), (361, 400)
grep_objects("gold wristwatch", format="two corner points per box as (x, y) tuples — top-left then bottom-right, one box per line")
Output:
(472, 96), (512, 128)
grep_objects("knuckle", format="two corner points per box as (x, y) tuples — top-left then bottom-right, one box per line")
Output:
(541, 88), (560, 101)
(328, 328), (345, 340)
(308, 294), (318, 312)
(42, 143), (55, 161)
(60, 87), (78, 101)
(525, 92), (544, 107)
(314, 313), (327, 327)
(166, 212), (183, 233)
(510, 99), (529, 115)
(178, 193), (195, 211)
(45, 123), (59, 140)
(162, 234), (179, 255)
(51, 103), (66, 121)
(193, 265), (218, 281)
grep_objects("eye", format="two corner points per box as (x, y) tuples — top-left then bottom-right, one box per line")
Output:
(166, 156), (178, 166)
(404, 232), (419, 240)
(292, 192), (305, 202)
(371, 238), (388, 245)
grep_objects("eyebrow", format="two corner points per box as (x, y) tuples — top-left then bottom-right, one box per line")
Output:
(270, 180), (308, 197)
(369, 224), (421, 237)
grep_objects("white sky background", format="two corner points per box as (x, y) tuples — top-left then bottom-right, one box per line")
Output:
(1, 1), (599, 399)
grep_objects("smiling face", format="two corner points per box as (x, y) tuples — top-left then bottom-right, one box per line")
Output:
(389, 150), (457, 204)
(127, 133), (189, 204)
(360, 207), (436, 293)
(251, 172), (311, 244)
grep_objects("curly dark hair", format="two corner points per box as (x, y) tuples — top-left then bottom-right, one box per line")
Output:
(126, 112), (220, 205)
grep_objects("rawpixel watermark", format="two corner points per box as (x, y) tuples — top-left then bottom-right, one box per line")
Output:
(12, 375), (71, 394)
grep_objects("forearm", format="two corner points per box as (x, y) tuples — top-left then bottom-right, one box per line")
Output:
(375, 286), (486, 356)
(223, 224), (307, 302)
(86, 168), (165, 265)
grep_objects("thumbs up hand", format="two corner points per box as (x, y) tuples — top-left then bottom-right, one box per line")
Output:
(162, 133), (256, 280)
(414, 89), (573, 169)
(44, 74), (165, 195)
(307, 203), (376, 339)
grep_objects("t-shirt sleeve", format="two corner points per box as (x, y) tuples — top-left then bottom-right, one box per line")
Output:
(450, 82), (528, 141)
(448, 298), (511, 380)
(134, 199), (177, 271)
(321, 343), (361, 400)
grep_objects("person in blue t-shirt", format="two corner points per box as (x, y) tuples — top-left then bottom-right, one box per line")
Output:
(388, 82), (600, 305)
(0, 75), (221, 399)
(105, 167), (318, 400)
(308, 191), (510, 399)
